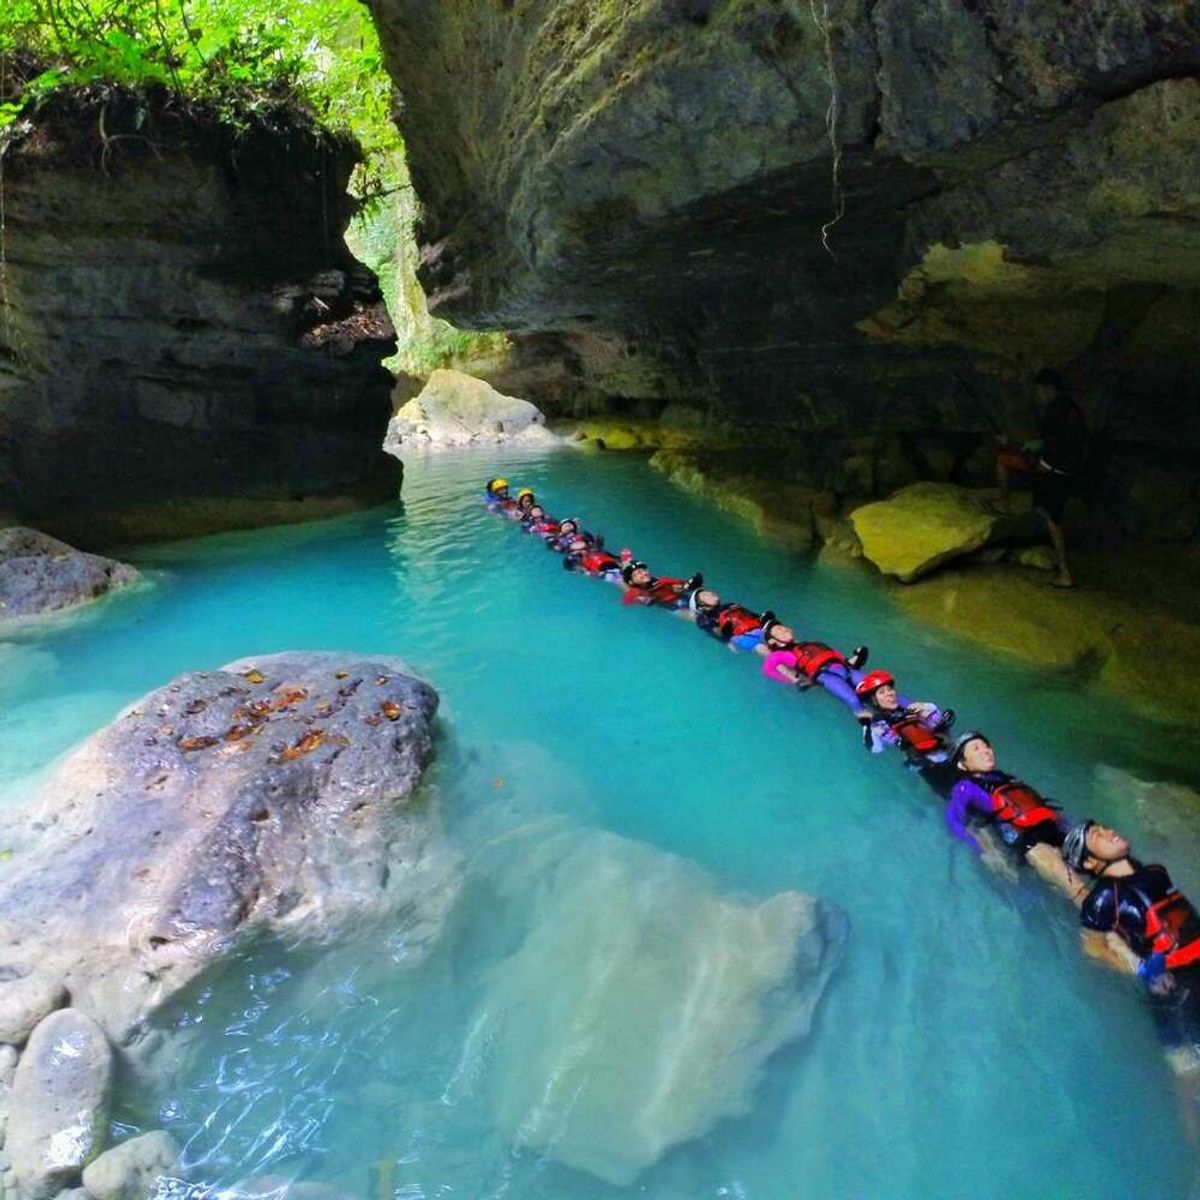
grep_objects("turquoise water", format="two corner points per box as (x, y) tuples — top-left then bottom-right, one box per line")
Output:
(3, 449), (1200, 1199)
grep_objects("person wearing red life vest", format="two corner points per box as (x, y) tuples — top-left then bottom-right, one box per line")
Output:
(855, 669), (954, 758)
(619, 562), (701, 609)
(761, 639), (870, 714)
(945, 732), (1075, 896)
(1064, 819), (1200, 1138)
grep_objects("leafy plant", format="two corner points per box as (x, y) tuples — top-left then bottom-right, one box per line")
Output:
(0, 0), (401, 171)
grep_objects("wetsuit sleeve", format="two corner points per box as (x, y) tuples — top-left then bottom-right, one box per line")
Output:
(761, 651), (797, 685)
(1080, 883), (1117, 933)
(945, 780), (985, 855)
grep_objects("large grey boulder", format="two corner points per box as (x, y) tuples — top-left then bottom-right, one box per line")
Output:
(469, 827), (846, 1186)
(0, 652), (459, 1049)
(0, 529), (137, 624)
(81, 1131), (179, 1200)
(7, 1009), (113, 1200)
(383, 369), (558, 452)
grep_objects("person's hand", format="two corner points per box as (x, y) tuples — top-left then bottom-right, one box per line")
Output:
(1137, 955), (1166, 984)
(980, 845), (1019, 883)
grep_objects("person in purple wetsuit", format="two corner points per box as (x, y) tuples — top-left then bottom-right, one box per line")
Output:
(944, 732), (1075, 896)
(854, 670), (954, 760)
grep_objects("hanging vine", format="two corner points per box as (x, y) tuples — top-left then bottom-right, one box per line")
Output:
(807, 0), (844, 259)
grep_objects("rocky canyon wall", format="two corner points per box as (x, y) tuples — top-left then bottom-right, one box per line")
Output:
(0, 91), (399, 545)
(367, 0), (1200, 446)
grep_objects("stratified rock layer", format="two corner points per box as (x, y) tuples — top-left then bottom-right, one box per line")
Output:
(0, 93), (399, 545)
(0, 652), (458, 1047)
(0, 527), (137, 624)
(368, 1), (1200, 441)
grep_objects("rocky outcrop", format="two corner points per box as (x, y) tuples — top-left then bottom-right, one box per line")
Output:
(0, 652), (458, 1048)
(382, 368), (557, 451)
(850, 483), (1016, 582)
(468, 826), (845, 1186)
(81, 1131), (179, 1200)
(367, 1), (1200, 446)
(0, 528), (137, 624)
(0, 92), (399, 546)
(7, 1009), (114, 1200)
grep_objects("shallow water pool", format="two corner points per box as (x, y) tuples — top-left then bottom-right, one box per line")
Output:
(3, 449), (1199, 1199)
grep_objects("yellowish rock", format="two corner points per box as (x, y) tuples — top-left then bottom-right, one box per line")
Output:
(850, 483), (1000, 582)
(893, 567), (1200, 725)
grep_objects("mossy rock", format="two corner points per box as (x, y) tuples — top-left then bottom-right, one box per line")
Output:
(569, 419), (735, 454)
(651, 450), (815, 548)
(850, 483), (1001, 582)
(893, 567), (1200, 725)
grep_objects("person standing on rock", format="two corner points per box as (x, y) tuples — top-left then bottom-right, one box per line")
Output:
(994, 369), (1088, 589)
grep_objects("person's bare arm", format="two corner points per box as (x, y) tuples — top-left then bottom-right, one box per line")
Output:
(1080, 929), (1139, 976)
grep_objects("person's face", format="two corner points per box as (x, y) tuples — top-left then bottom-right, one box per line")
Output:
(560, 521), (577, 535)
(767, 623), (794, 646)
(568, 537), (587, 552)
(1086, 825), (1130, 864)
(630, 566), (651, 586)
(528, 506), (544, 519)
(874, 684), (899, 710)
(519, 495), (534, 510)
(959, 738), (995, 773)
(696, 589), (720, 610)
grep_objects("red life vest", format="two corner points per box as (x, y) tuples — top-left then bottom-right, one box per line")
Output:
(886, 713), (942, 754)
(791, 642), (846, 680)
(530, 520), (558, 534)
(718, 604), (762, 637)
(985, 781), (1059, 830)
(1138, 888), (1200, 971)
(581, 550), (619, 574)
(646, 577), (685, 603)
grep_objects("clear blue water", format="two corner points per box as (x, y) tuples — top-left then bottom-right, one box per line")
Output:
(3, 449), (1200, 1200)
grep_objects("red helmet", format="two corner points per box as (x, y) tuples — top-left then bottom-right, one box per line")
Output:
(854, 669), (895, 698)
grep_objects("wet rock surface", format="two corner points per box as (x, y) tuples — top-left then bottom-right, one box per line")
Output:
(80, 1131), (179, 1200)
(0, 529), (138, 624)
(7, 1009), (113, 1200)
(0, 93), (398, 545)
(0, 969), (67, 1047)
(0, 652), (457, 1047)
(383, 369), (558, 451)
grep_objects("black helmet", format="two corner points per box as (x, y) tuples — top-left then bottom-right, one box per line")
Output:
(950, 731), (988, 769)
(621, 560), (648, 585)
(1062, 820), (1095, 872)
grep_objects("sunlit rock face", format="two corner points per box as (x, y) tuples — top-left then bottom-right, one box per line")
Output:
(467, 827), (846, 1186)
(368, 0), (1200, 441)
(0, 92), (399, 545)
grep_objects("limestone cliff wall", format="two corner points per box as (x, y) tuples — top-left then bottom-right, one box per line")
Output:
(367, 0), (1200, 444)
(0, 92), (399, 545)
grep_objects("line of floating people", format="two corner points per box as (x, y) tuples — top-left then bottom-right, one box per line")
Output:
(484, 476), (1200, 1134)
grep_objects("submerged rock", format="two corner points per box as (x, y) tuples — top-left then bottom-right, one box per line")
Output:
(0, 529), (137, 624)
(0, 652), (458, 1047)
(850, 483), (1009, 582)
(472, 828), (845, 1186)
(383, 369), (558, 451)
(7, 1009), (113, 1200)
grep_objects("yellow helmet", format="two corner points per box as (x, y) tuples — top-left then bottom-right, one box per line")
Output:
(487, 477), (509, 493)
(517, 487), (535, 499)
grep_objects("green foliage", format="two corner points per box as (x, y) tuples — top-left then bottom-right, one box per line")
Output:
(0, 0), (400, 169)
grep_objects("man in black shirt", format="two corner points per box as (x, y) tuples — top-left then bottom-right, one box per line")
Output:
(1064, 820), (1200, 1137)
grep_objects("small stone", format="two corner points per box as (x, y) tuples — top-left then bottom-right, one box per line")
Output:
(0, 972), (67, 1046)
(81, 1130), (178, 1200)
(8, 1010), (113, 1200)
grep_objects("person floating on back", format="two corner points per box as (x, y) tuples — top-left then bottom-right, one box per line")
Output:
(855, 669), (954, 760)
(761, 639), (870, 714)
(1062, 819), (1200, 1140)
(484, 477), (514, 510)
(945, 732), (1075, 896)
(620, 562), (702, 609)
